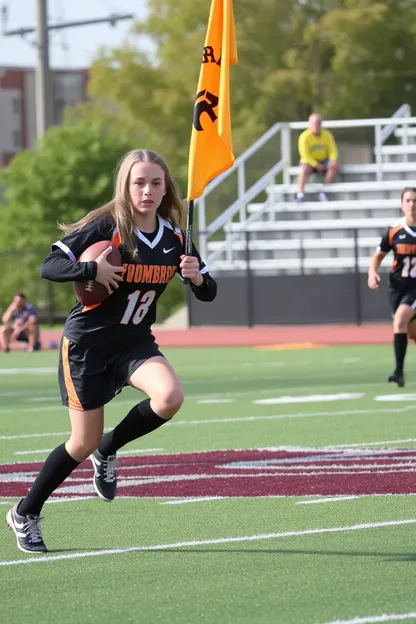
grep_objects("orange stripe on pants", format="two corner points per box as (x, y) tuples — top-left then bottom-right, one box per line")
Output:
(62, 337), (83, 411)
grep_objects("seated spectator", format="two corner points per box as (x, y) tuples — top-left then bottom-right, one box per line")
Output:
(0, 293), (41, 353)
(296, 113), (339, 202)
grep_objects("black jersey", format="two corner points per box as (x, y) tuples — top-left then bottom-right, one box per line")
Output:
(378, 217), (416, 291)
(41, 215), (217, 347)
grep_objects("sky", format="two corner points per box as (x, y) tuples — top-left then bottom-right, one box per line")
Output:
(0, 0), (149, 68)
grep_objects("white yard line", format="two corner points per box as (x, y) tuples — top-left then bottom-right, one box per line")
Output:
(197, 399), (235, 404)
(160, 497), (226, 505)
(170, 405), (416, 427)
(328, 439), (416, 448)
(319, 613), (416, 624)
(0, 368), (56, 375)
(1, 408), (416, 444)
(0, 518), (415, 567)
(13, 447), (165, 456)
(297, 496), (361, 505)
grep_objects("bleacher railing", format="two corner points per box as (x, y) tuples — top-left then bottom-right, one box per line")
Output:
(200, 104), (414, 269)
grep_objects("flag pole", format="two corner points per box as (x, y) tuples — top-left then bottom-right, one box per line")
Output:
(183, 200), (194, 285)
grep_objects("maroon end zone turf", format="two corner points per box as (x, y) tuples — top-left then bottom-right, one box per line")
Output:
(1, 448), (415, 499)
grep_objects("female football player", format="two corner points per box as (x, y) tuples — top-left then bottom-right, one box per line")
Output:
(368, 187), (416, 387)
(6, 149), (217, 553)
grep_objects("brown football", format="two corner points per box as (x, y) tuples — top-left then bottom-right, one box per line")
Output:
(74, 241), (122, 306)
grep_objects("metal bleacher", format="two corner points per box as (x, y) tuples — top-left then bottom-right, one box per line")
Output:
(196, 104), (416, 275)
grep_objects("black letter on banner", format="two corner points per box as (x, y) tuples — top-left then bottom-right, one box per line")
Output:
(202, 46), (216, 64)
(193, 90), (219, 131)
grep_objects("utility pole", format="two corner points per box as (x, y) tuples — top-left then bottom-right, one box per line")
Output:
(35, 0), (50, 140)
(2, 1), (134, 140)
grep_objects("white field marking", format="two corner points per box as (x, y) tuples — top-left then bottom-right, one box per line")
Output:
(253, 393), (364, 405)
(28, 397), (61, 403)
(30, 468), (416, 495)
(197, 399), (235, 404)
(170, 404), (416, 427)
(342, 358), (361, 364)
(0, 518), (415, 567)
(319, 612), (416, 624)
(242, 361), (287, 368)
(259, 446), (416, 453)
(14, 449), (54, 455)
(2, 404), (416, 443)
(0, 379), (411, 412)
(0, 367), (56, 375)
(181, 371), (372, 385)
(325, 439), (416, 449)
(12, 447), (165, 456)
(118, 448), (164, 455)
(188, 380), (413, 402)
(160, 497), (227, 505)
(375, 394), (416, 402)
(297, 496), (361, 505)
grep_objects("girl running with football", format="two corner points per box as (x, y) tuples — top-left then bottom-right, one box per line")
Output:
(6, 149), (217, 553)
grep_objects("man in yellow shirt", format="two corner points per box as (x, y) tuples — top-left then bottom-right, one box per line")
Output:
(296, 113), (339, 202)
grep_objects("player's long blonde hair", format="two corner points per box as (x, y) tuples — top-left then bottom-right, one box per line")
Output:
(59, 149), (184, 255)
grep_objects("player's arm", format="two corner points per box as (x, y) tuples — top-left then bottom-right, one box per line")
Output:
(368, 226), (392, 290)
(327, 131), (338, 161)
(2, 300), (17, 324)
(40, 218), (115, 283)
(41, 248), (98, 283)
(298, 132), (317, 168)
(179, 242), (217, 302)
(368, 250), (386, 289)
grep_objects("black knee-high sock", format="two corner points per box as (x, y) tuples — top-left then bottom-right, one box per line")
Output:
(18, 443), (80, 516)
(394, 332), (407, 373)
(98, 399), (167, 457)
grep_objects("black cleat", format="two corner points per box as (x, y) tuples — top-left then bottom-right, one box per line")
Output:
(6, 499), (47, 553)
(388, 371), (405, 387)
(90, 450), (117, 501)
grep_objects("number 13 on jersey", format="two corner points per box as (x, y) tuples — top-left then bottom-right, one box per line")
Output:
(120, 290), (157, 325)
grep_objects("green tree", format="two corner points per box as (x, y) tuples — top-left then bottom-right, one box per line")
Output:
(0, 121), (133, 315)
(84, 0), (416, 155)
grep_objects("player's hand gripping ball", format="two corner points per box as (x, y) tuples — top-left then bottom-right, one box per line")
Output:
(74, 241), (123, 306)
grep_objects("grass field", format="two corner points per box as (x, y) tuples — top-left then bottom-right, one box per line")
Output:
(0, 344), (416, 624)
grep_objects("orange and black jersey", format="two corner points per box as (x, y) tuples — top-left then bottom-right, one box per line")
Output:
(41, 215), (217, 347)
(378, 217), (416, 291)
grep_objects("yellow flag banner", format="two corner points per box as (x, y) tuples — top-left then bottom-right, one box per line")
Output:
(187, 0), (238, 202)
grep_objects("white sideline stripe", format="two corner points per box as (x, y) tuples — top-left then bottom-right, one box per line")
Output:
(0, 368), (56, 375)
(319, 612), (416, 624)
(197, 399), (235, 404)
(297, 496), (361, 505)
(253, 393), (364, 405)
(0, 518), (415, 567)
(13, 447), (165, 456)
(14, 449), (54, 455)
(161, 497), (226, 505)
(328, 439), (416, 448)
(1, 405), (416, 442)
(170, 405), (416, 427)
(118, 448), (164, 456)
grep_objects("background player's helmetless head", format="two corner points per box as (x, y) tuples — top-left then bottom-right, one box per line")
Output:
(13, 292), (27, 311)
(400, 187), (416, 224)
(114, 149), (184, 226)
(309, 113), (322, 135)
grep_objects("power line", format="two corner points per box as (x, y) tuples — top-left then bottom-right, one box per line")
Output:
(1, 1), (134, 140)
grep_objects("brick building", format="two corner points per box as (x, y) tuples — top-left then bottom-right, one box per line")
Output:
(0, 66), (88, 166)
